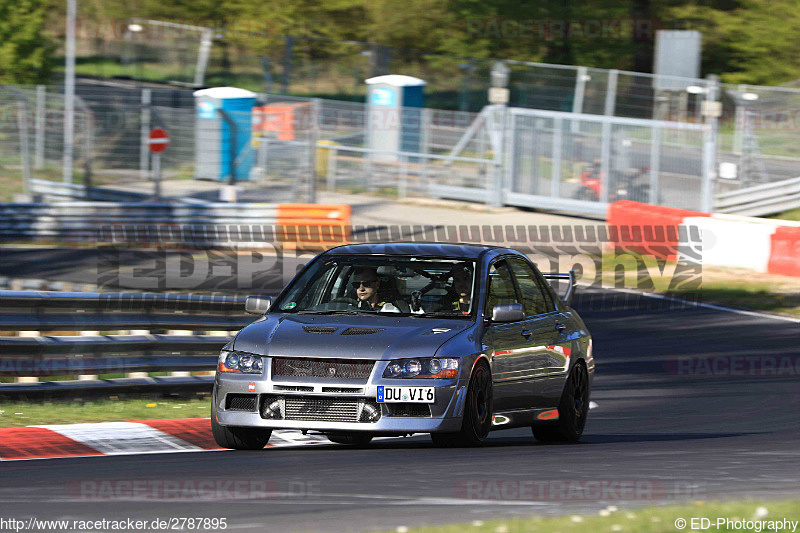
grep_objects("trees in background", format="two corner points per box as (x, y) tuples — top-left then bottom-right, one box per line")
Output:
(0, 0), (54, 84)
(16, 0), (800, 86)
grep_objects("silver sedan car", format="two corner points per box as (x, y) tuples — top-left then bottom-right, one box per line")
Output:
(212, 243), (593, 448)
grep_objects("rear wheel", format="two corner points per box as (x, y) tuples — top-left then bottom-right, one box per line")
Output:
(431, 361), (492, 447)
(532, 362), (589, 443)
(211, 410), (272, 450)
(326, 433), (373, 446)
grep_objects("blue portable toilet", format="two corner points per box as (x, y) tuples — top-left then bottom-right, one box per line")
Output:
(365, 75), (426, 162)
(194, 87), (256, 182)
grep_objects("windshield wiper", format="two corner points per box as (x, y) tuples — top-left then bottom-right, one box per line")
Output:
(295, 310), (361, 315)
(406, 312), (470, 318)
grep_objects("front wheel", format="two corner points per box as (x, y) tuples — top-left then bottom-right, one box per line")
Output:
(532, 362), (589, 443)
(431, 362), (493, 447)
(211, 413), (272, 450)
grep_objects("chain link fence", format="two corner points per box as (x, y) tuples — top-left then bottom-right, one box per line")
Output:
(3, 77), (799, 215)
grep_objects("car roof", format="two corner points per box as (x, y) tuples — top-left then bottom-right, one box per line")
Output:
(322, 242), (521, 261)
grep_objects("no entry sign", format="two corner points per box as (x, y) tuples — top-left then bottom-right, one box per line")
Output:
(148, 128), (169, 153)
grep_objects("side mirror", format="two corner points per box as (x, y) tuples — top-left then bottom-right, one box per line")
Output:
(245, 295), (273, 315)
(491, 302), (524, 323)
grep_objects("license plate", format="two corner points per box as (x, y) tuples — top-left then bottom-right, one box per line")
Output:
(377, 386), (435, 403)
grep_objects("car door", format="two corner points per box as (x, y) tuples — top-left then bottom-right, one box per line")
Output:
(485, 258), (551, 411)
(507, 257), (573, 406)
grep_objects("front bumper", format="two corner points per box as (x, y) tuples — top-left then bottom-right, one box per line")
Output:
(213, 359), (468, 434)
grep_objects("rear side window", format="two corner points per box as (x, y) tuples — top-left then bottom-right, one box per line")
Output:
(484, 260), (521, 314)
(508, 257), (554, 316)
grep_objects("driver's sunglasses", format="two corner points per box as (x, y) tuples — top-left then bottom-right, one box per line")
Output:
(351, 280), (376, 289)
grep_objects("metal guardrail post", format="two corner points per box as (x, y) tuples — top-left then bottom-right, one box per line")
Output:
(732, 84), (746, 156)
(327, 145), (337, 192)
(194, 29), (213, 87)
(551, 116), (563, 198)
(308, 98), (321, 203)
(17, 100), (32, 196)
(571, 66), (587, 133)
(604, 69), (618, 117)
(649, 126), (661, 204)
(702, 74), (720, 212)
(600, 118), (612, 204)
(34, 85), (45, 170)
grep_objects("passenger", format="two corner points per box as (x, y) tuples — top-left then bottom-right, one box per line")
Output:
(447, 263), (474, 313)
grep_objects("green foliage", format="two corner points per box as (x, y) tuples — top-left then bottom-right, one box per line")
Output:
(34, 0), (800, 86)
(0, 0), (54, 84)
(667, 0), (800, 84)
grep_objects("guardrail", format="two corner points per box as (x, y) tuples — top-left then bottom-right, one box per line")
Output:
(0, 290), (255, 397)
(29, 179), (152, 203)
(0, 201), (351, 246)
(715, 176), (800, 216)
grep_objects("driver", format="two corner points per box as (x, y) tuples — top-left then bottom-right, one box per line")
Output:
(351, 267), (387, 311)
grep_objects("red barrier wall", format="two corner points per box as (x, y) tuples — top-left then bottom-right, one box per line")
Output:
(768, 227), (800, 277)
(606, 201), (710, 260)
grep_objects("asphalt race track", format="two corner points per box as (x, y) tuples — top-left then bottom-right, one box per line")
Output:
(1, 287), (798, 532)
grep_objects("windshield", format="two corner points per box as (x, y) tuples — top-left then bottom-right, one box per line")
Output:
(273, 255), (477, 317)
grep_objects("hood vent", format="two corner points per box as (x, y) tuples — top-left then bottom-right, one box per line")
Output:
(303, 326), (338, 334)
(341, 327), (385, 336)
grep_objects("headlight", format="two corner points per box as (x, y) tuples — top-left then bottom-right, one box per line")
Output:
(382, 358), (459, 379)
(218, 350), (264, 374)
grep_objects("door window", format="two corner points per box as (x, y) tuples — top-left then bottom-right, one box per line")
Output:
(508, 257), (554, 316)
(484, 260), (521, 315)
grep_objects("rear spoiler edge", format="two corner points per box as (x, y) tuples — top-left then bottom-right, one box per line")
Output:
(542, 270), (576, 307)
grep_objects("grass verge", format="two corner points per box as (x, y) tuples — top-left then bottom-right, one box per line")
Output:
(402, 499), (800, 533)
(0, 397), (211, 427)
(770, 208), (800, 222)
(599, 254), (800, 317)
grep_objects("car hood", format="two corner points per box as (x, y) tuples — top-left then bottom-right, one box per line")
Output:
(232, 314), (472, 360)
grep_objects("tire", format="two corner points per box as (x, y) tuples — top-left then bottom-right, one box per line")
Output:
(431, 361), (493, 448)
(326, 433), (373, 446)
(532, 362), (589, 443)
(211, 412), (272, 450)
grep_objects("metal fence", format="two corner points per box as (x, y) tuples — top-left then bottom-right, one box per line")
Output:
(3, 78), (800, 216)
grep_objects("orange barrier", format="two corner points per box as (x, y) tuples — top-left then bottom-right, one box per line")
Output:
(252, 103), (312, 141)
(276, 204), (351, 249)
(768, 227), (800, 277)
(607, 201), (710, 260)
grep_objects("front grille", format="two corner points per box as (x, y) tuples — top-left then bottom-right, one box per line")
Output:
(225, 394), (257, 412)
(388, 403), (432, 417)
(322, 387), (364, 394)
(303, 326), (338, 334)
(341, 327), (384, 335)
(274, 385), (314, 392)
(272, 357), (374, 381)
(260, 395), (380, 423)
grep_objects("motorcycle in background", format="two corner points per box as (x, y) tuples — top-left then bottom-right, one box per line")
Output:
(572, 161), (652, 203)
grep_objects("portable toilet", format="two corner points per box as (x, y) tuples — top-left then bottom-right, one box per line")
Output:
(194, 87), (256, 182)
(365, 75), (426, 162)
